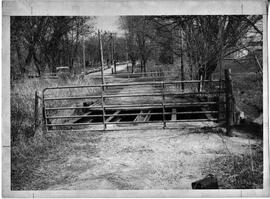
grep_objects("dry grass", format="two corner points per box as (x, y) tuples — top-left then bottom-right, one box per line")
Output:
(203, 140), (263, 189)
(232, 73), (262, 119)
(11, 74), (99, 190)
(28, 126), (260, 190)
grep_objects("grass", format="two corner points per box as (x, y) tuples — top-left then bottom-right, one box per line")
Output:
(11, 130), (62, 190)
(222, 58), (263, 120)
(232, 73), (262, 119)
(203, 140), (263, 189)
(11, 74), (99, 190)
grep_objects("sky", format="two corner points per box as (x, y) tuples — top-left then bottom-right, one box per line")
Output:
(95, 16), (123, 35)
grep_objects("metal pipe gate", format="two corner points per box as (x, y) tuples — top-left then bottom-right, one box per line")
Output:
(42, 80), (226, 132)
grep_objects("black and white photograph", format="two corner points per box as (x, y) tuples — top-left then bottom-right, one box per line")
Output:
(2, 0), (269, 197)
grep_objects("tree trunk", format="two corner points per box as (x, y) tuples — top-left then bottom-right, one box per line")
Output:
(33, 52), (41, 76)
(25, 47), (34, 68)
(131, 59), (135, 73)
(143, 59), (146, 73)
(140, 60), (143, 73)
(180, 51), (185, 90)
(15, 43), (25, 75)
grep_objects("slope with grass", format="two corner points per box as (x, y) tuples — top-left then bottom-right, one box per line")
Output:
(11, 74), (100, 189)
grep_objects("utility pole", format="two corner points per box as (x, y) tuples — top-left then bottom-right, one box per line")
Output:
(109, 33), (113, 74)
(82, 35), (86, 75)
(112, 33), (116, 74)
(110, 33), (113, 65)
(110, 32), (117, 74)
(125, 36), (129, 72)
(179, 28), (185, 91)
(98, 30), (105, 88)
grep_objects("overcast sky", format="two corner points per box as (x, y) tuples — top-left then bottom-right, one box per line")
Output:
(95, 16), (123, 35)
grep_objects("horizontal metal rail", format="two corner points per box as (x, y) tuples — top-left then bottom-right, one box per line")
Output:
(46, 111), (219, 119)
(44, 91), (224, 101)
(105, 119), (218, 124)
(45, 101), (222, 110)
(45, 101), (223, 111)
(46, 118), (218, 127)
(45, 106), (99, 111)
(44, 95), (101, 101)
(164, 119), (218, 123)
(46, 120), (162, 126)
(104, 91), (223, 95)
(47, 122), (105, 126)
(43, 84), (101, 92)
(102, 80), (222, 87)
(43, 80), (223, 92)
(104, 102), (221, 108)
(106, 111), (218, 116)
(103, 76), (176, 79)
(46, 114), (104, 119)
(103, 92), (224, 98)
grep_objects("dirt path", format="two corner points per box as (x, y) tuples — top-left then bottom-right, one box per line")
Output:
(28, 65), (260, 190)
(30, 125), (259, 190)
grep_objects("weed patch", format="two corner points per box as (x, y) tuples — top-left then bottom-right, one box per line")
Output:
(11, 75), (99, 190)
(203, 142), (263, 189)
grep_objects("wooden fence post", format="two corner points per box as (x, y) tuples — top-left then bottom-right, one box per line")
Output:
(225, 69), (234, 136)
(34, 91), (39, 130)
(162, 82), (166, 129)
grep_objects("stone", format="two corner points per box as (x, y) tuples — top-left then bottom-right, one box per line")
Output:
(191, 174), (219, 189)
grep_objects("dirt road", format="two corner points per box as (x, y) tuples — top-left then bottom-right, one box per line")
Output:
(29, 125), (258, 190)
(27, 64), (260, 190)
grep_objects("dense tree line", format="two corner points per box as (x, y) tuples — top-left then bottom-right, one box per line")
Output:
(11, 16), (262, 81)
(11, 16), (128, 80)
(11, 17), (94, 78)
(120, 15), (262, 80)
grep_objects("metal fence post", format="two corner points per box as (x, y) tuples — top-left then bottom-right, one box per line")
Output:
(101, 85), (106, 130)
(42, 89), (48, 132)
(34, 91), (39, 130)
(162, 82), (166, 129)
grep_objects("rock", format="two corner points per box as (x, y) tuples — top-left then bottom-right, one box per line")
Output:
(191, 174), (219, 189)
(253, 113), (263, 125)
(239, 111), (245, 120)
(235, 106), (245, 125)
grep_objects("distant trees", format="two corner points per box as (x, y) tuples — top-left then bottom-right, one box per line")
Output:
(120, 16), (154, 73)
(148, 15), (262, 79)
(11, 16), (94, 79)
(11, 15), (262, 80)
(120, 15), (262, 80)
(120, 16), (139, 73)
